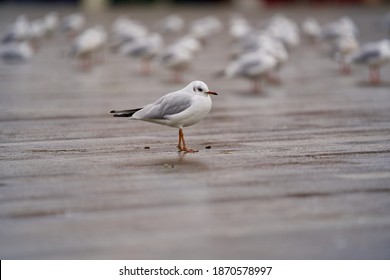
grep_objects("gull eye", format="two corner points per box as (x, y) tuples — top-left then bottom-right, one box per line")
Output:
(197, 87), (203, 92)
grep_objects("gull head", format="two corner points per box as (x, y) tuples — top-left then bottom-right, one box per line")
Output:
(188, 80), (218, 96)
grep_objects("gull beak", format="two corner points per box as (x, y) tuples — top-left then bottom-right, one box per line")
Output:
(206, 91), (218, 95)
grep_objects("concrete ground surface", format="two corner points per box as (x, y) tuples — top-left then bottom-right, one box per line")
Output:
(0, 5), (390, 259)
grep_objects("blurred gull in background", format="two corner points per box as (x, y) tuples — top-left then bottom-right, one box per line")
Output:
(218, 49), (277, 93)
(2, 15), (30, 43)
(301, 17), (322, 44)
(190, 16), (222, 45)
(333, 32), (359, 74)
(160, 42), (195, 83)
(229, 14), (252, 42)
(266, 14), (300, 52)
(350, 39), (390, 85)
(111, 16), (148, 51)
(0, 41), (33, 62)
(119, 32), (163, 75)
(44, 12), (59, 37)
(62, 13), (86, 38)
(158, 14), (184, 35)
(29, 19), (47, 49)
(160, 33), (203, 82)
(70, 25), (107, 70)
(322, 16), (358, 44)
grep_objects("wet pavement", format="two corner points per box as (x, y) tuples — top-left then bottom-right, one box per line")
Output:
(0, 5), (390, 259)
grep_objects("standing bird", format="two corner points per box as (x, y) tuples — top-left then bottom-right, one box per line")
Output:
(110, 81), (218, 153)
(160, 44), (194, 83)
(190, 16), (222, 45)
(217, 50), (277, 93)
(301, 17), (322, 44)
(1, 15), (30, 43)
(62, 13), (85, 38)
(158, 14), (184, 35)
(0, 41), (33, 62)
(111, 16), (148, 51)
(119, 33), (163, 75)
(333, 33), (359, 74)
(350, 39), (390, 85)
(70, 26), (107, 70)
(44, 12), (59, 37)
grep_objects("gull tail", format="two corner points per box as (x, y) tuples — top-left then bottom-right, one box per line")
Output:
(110, 108), (142, 117)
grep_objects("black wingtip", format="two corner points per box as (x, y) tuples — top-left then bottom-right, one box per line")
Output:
(110, 108), (142, 117)
(113, 113), (133, 117)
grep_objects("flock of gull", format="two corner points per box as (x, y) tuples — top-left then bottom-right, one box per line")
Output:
(1, 10), (390, 93)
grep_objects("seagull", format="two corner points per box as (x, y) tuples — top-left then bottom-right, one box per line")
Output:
(229, 15), (252, 42)
(110, 81), (218, 153)
(174, 35), (202, 54)
(217, 50), (277, 93)
(111, 16), (148, 51)
(0, 41), (33, 62)
(230, 33), (288, 84)
(266, 15), (300, 51)
(301, 17), (322, 43)
(62, 13), (85, 38)
(158, 14), (184, 34)
(119, 33), (163, 75)
(258, 34), (289, 83)
(70, 26), (107, 70)
(190, 16), (222, 44)
(29, 19), (47, 49)
(160, 44), (194, 83)
(350, 39), (390, 84)
(1, 15), (30, 43)
(44, 12), (59, 37)
(333, 33), (359, 74)
(322, 17), (358, 43)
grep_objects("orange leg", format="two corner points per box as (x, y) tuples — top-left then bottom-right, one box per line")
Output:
(375, 66), (381, 85)
(80, 54), (92, 71)
(252, 79), (261, 94)
(370, 65), (380, 85)
(340, 61), (351, 75)
(178, 128), (197, 153)
(141, 59), (151, 75)
(266, 72), (282, 84)
(177, 129), (183, 150)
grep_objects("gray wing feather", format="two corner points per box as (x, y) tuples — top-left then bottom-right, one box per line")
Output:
(162, 53), (174, 63)
(129, 45), (148, 57)
(353, 49), (380, 63)
(2, 33), (16, 43)
(240, 60), (262, 75)
(137, 92), (192, 120)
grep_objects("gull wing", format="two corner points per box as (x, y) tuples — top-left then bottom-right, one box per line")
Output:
(353, 49), (380, 64)
(133, 91), (192, 120)
(239, 59), (263, 76)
